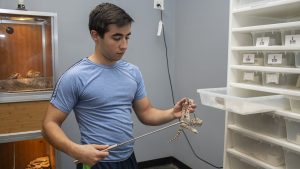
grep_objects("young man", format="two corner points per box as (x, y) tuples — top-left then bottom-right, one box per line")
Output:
(42, 3), (196, 169)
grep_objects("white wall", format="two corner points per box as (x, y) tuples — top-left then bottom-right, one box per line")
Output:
(173, 1), (229, 168)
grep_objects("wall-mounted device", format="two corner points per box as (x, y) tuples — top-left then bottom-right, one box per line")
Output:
(17, 0), (26, 10)
(154, 0), (164, 10)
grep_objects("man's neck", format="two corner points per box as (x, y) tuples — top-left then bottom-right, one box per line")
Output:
(88, 53), (116, 65)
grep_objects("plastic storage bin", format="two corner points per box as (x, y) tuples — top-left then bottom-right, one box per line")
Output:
(232, 113), (286, 138)
(289, 97), (300, 113)
(285, 118), (300, 145)
(240, 71), (262, 85)
(229, 156), (259, 169)
(259, 113), (286, 138)
(231, 132), (257, 156)
(295, 52), (300, 68)
(284, 30), (300, 46)
(284, 149), (300, 169)
(241, 52), (264, 66)
(262, 72), (287, 87)
(296, 75), (300, 88)
(264, 52), (295, 67)
(286, 74), (300, 90)
(232, 113), (261, 131)
(253, 31), (282, 46)
(197, 88), (282, 115)
(231, 132), (285, 166)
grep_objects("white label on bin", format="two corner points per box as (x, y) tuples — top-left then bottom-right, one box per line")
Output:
(285, 35), (300, 46)
(266, 73), (279, 84)
(256, 37), (270, 46)
(242, 54), (255, 63)
(268, 54), (282, 64)
(243, 72), (254, 81)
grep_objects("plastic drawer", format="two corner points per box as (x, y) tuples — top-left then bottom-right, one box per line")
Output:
(232, 113), (261, 131)
(229, 156), (259, 169)
(241, 52), (264, 66)
(285, 118), (300, 145)
(264, 52), (295, 67)
(197, 87), (281, 115)
(232, 113), (286, 138)
(254, 31), (282, 46)
(289, 97), (300, 113)
(240, 71), (262, 85)
(259, 113), (287, 139)
(284, 30), (300, 47)
(231, 132), (285, 167)
(295, 53), (300, 68)
(262, 72), (287, 87)
(284, 149), (300, 169)
(296, 75), (300, 89)
(231, 133), (257, 158)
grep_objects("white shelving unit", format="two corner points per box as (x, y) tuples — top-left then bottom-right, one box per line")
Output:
(197, 0), (300, 168)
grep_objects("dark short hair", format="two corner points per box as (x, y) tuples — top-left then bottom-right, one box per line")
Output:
(89, 3), (134, 38)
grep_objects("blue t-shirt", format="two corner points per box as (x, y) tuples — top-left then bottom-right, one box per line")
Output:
(50, 58), (147, 162)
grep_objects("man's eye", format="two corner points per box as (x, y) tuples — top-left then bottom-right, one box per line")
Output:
(113, 37), (121, 41)
(126, 36), (130, 40)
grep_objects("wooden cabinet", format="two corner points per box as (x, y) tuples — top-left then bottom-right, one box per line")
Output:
(0, 8), (58, 169)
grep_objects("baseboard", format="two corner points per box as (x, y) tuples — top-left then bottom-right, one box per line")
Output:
(138, 156), (191, 169)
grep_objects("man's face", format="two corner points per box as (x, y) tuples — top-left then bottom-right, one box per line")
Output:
(98, 24), (131, 63)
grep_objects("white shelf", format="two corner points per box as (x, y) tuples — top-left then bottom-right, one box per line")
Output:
(231, 46), (300, 51)
(275, 109), (300, 120)
(0, 8), (57, 17)
(227, 148), (285, 169)
(0, 91), (52, 103)
(230, 82), (300, 96)
(228, 124), (300, 153)
(230, 65), (300, 74)
(232, 21), (300, 33)
(0, 130), (42, 143)
(224, 1), (300, 168)
(232, 0), (300, 19)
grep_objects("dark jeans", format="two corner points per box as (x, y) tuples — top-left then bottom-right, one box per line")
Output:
(77, 153), (139, 169)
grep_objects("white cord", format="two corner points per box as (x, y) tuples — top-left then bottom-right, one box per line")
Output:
(157, 20), (163, 36)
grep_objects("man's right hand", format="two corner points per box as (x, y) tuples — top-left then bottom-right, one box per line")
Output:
(73, 144), (110, 166)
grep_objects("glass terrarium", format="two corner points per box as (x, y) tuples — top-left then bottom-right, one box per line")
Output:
(0, 9), (57, 99)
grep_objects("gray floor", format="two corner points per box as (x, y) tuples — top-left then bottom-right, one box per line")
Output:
(142, 164), (179, 169)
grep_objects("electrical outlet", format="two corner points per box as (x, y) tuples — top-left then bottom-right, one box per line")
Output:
(154, 0), (164, 10)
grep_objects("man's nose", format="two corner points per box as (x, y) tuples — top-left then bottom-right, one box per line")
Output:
(120, 38), (128, 50)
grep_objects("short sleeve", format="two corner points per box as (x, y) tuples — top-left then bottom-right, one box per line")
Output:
(134, 67), (147, 100)
(50, 72), (79, 113)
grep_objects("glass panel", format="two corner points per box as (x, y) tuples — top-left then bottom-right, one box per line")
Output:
(0, 14), (53, 93)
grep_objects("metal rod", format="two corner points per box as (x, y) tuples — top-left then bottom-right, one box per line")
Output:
(117, 121), (181, 147)
(73, 121), (182, 164)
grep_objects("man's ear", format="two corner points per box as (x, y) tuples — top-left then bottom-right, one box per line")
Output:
(90, 30), (99, 41)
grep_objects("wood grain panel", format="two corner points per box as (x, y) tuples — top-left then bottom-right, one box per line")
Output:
(0, 101), (49, 133)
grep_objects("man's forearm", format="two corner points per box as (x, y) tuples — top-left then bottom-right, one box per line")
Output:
(42, 122), (79, 158)
(139, 107), (177, 126)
